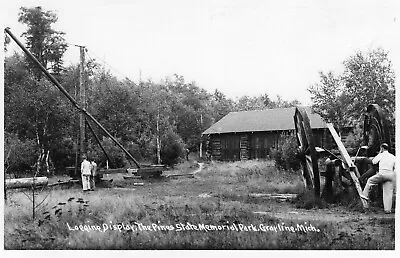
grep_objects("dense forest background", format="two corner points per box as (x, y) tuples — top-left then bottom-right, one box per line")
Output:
(4, 7), (395, 177)
(4, 7), (302, 176)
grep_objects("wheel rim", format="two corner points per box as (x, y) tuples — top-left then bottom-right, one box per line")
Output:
(294, 107), (320, 196)
(364, 104), (391, 156)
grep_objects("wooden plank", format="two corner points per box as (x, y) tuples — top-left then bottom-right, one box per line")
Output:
(326, 123), (368, 208)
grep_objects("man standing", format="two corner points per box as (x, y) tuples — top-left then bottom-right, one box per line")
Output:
(361, 143), (396, 213)
(90, 158), (97, 191)
(81, 155), (91, 192)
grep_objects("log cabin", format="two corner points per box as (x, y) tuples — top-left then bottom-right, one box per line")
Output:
(202, 107), (330, 161)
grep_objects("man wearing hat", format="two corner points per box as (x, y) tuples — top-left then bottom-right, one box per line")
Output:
(361, 143), (396, 213)
(81, 155), (92, 192)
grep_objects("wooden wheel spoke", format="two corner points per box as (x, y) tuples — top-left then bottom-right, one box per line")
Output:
(305, 155), (314, 179)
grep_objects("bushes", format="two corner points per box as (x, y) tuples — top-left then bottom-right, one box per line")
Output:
(4, 132), (37, 178)
(89, 137), (129, 168)
(270, 134), (300, 171)
(87, 131), (186, 168)
(343, 124), (364, 155)
(160, 131), (185, 167)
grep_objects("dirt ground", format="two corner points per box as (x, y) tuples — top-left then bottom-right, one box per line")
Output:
(9, 161), (393, 249)
(47, 163), (395, 223)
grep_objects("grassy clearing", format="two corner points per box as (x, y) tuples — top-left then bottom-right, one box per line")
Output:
(198, 160), (304, 194)
(4, 160), (395, 249)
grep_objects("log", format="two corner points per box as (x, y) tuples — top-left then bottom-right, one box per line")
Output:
(6, 177), (48, 189)
(352, 156), (373, 164)
(123, 175), (142, 180)
(98, 168), (127, 174)
(248, 193), (298, 199)
(135, 167), (164, 178)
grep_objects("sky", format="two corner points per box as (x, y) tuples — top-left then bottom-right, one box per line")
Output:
(2, 0), (400, 105)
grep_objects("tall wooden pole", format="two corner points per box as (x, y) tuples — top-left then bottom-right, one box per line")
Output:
(79, 46), (86, 159)
(74, 67), (79, 176)
(156, 108), (161, 164)
(199, 113), (203, 158)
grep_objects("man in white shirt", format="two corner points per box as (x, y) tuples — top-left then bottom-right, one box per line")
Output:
(361, 143), (396, 213)
(81, 155), (91, 192)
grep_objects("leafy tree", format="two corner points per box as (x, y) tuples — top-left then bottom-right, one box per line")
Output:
(308, 71), (349, 135)
(7, 6), (312, 169)
(18, 6), (68, 78)
(4, 132), (37, 178)
(234, 94), (301, 112)
(165, 75), (214, 151)
(309, 48), (395, 134)
(3, 6), (71, 174)
(4, 33), (10, 52)
(4, 54), (73, 174)
(89, 71), (140, 142)
(89, 137), (128, 168)
(234, 95), (265, 111)
(211, 89), (235, 122)
(267, 95), (301, 108)
(342, 48), (395, 122)
(144, 82), (181, 164)
(159, 130), (186, 167)
(270, 133), (300, 171)
(343, 124), (364, 155)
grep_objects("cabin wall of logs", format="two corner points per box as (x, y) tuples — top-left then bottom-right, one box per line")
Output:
(207, 128), (328, 161)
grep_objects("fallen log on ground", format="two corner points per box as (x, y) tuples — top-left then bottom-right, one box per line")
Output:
(123, 175), (142, 180)
(248, 193), (298, 201)
(6, 177), (48, 189)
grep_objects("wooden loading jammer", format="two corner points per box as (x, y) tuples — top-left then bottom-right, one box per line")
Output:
(4, 27), (164, 178)
(294, 104), (392, 209)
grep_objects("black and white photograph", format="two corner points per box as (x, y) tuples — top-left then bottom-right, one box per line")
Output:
(1, 0), (399, 252)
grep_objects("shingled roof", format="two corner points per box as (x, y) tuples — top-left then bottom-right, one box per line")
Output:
(202, 107), (326, 135)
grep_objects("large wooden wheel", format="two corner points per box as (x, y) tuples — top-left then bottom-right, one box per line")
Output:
(294, 107), (321, 197)
(363, 104), (392, 156)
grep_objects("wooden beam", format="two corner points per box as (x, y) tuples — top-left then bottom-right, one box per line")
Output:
(79, 46), (86, 157)
(326, 123), (368, 208)
(327, 123), (356, 172)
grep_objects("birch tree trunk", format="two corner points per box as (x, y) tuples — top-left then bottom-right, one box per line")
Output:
(35, 128), (42, 175)
(156, 109), (161, 165)
(45, 149), (50, 175)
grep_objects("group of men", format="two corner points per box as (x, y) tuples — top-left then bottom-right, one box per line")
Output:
(81, 155), (98, 192)
(360, 143), (396, 214)
(78, 145), (395, 213)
